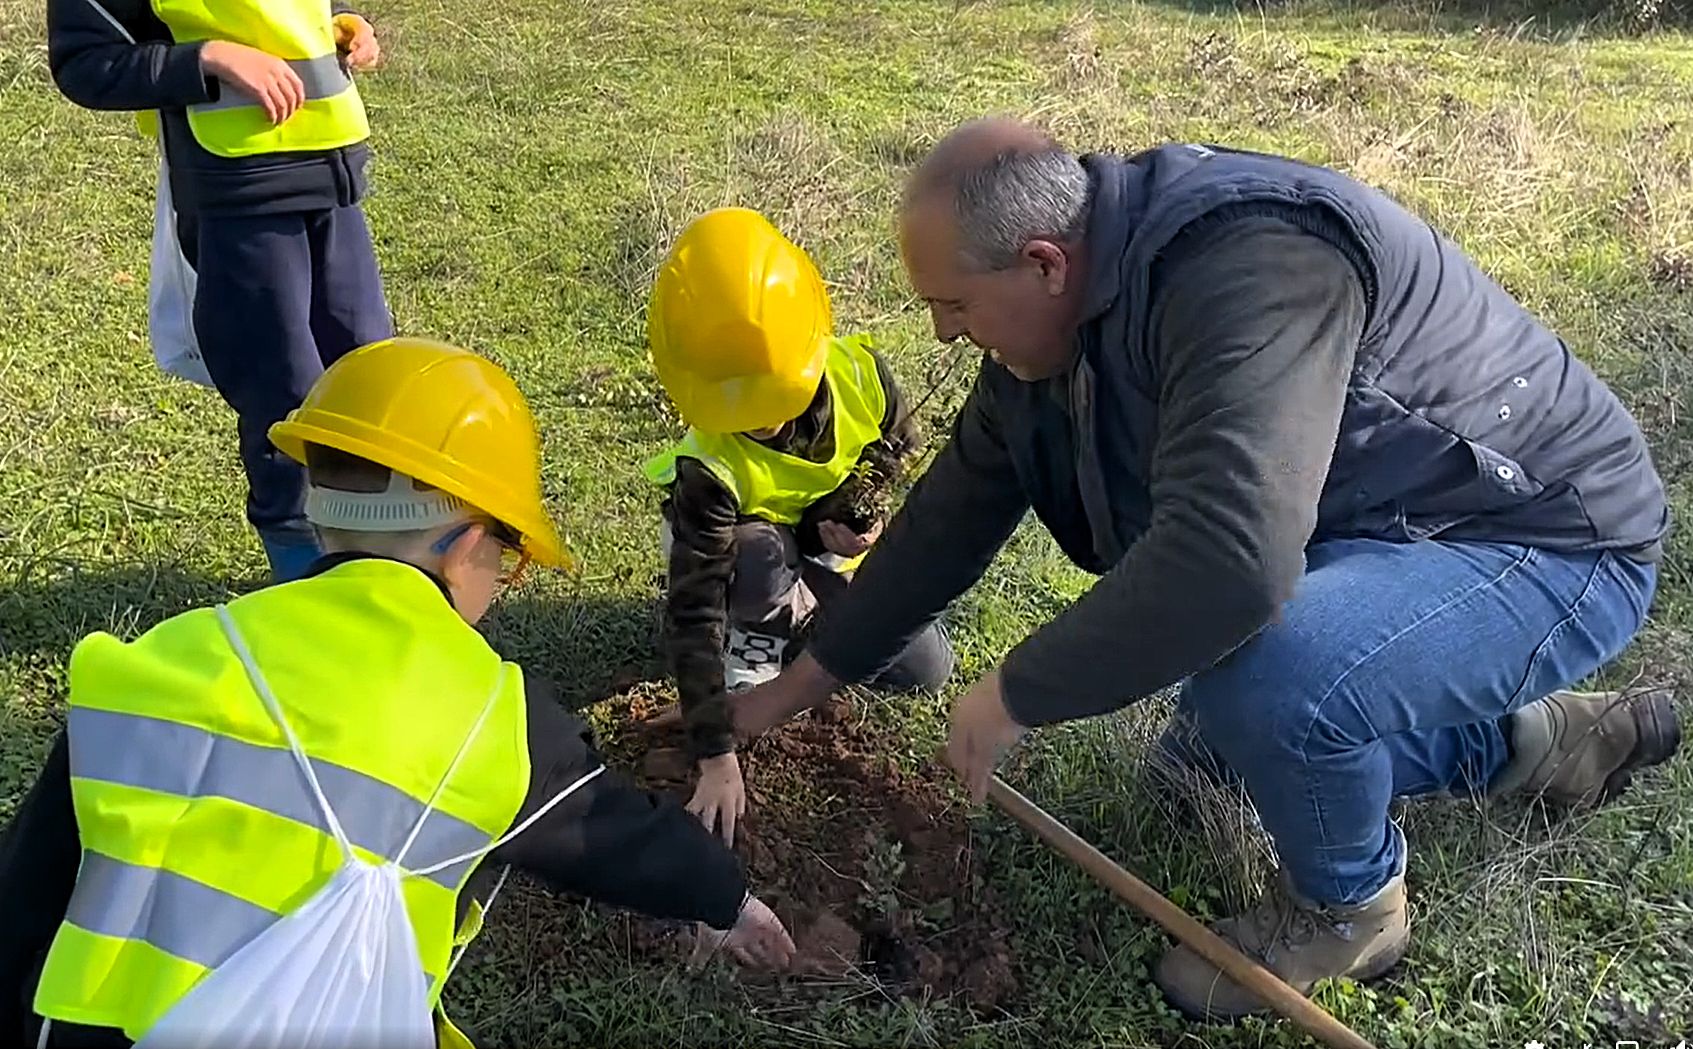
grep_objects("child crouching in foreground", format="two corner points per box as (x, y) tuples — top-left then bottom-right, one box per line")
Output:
(0, 338), (794, 1049)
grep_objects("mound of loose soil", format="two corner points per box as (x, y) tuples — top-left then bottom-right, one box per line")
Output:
(622, 691), (1019, 1012)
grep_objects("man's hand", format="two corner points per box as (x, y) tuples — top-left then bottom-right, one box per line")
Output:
(686, 751), (746, 844)
(818, 518), (883, 559)
(691, 894), (796, 970)
(200, 42), (305, 124)
(333, 13), (381, 70)
(944, 669), (1028, 802)
(730, 652), (839, 740)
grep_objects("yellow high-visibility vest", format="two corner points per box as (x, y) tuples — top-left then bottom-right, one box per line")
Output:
(644, 334), (889, 529)
(33, 558), (531, 1041)
(146, 0), (370, 158)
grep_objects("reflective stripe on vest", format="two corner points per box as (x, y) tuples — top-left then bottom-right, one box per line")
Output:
(643, 333), (889, 526)
(150, 0), (370, 158)
(68, 706), (489, 889)
(67, 851), (276, 970)
(63, 850), (444, 987)
(196, 53), (350, 113)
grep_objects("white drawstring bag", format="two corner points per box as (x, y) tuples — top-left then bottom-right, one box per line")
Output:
(146, 156), (214, 388)
(124, 606), (602, 1049)
(138, 857), (435, 1049)
(81, 0), (213, 388)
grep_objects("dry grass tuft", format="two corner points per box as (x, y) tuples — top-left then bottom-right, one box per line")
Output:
(608, 112), (880, 321)
(1138, 725), (1277, 916)
(1056, 9), (1105, 90)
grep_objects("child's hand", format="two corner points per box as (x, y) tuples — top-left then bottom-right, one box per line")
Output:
(691, 894), (795, 971)
(200, 42), (305, 124)
(819, 518), (883, 558)
(332, 14), (381, 71)
(686, 751), (747, 844)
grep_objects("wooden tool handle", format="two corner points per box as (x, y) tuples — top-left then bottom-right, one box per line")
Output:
(986, 776), (1378, 1049)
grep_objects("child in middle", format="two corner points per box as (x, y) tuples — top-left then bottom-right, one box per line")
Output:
(644, 207), (955, 843)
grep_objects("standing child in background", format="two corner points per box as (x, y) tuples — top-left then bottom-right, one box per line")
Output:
(644, 207), (956, 844)
(47, 0), (396, 581)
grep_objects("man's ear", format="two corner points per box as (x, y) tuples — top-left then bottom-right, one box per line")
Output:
(1023, 239), (1069, 295)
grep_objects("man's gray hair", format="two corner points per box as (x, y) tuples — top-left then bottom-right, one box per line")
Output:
(943, 148), (1092, 271)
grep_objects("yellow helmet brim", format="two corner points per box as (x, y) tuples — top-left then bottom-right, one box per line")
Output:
(269, 338), (575, 572)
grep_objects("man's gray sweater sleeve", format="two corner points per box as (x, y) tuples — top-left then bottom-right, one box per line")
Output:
(999, 220), (1365, 726)
(806, 369), (1031, 683)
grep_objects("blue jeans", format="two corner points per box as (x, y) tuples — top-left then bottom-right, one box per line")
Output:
(1171, 538), (1656, 907)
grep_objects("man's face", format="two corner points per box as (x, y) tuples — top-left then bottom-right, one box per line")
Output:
(899, 198), (1080, 382)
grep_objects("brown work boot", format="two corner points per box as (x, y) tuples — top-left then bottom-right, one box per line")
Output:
(1492, 688), (1681, 807)
(1154, 868), (1409, 1021)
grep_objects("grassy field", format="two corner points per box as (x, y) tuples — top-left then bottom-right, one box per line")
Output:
(3, 0), (1692, 1045)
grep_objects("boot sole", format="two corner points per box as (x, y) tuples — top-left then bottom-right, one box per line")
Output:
(1599, 692), (1682, 805)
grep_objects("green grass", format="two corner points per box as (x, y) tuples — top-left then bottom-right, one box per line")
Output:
(3, 0), (1693, 1045)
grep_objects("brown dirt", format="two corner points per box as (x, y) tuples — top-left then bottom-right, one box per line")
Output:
(619, 692), (1021, 1013)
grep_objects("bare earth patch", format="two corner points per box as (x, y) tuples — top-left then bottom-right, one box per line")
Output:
(627, 692), (1020, 1012)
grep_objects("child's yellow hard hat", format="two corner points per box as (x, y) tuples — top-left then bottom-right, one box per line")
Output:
(647, 207), (832, 434)
(269, 338), (571, 569)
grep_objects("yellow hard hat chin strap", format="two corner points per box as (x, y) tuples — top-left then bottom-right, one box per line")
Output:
(305, 473), (473, 533)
